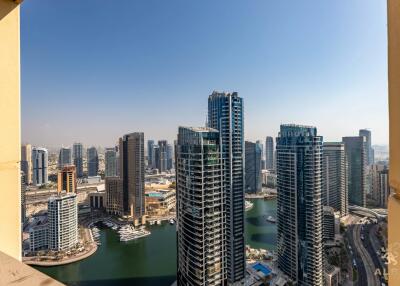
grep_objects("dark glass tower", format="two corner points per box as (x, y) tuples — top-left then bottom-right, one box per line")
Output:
(73, 143), (83, 178)
(265, 136), (274, 170)
(176, 127), (225, 285)
(342, 136), (367, 207)
(119, 133), (145, 224)
(276, 124), (323, 286)
(87, 147), (99, 177)
(208, 91), (245, 284)
(245, 141), (262, 193)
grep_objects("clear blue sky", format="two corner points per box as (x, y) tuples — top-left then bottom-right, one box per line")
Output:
(21, 0), (388, 147)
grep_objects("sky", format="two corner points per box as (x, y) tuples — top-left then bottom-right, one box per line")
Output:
(21, 0), (389, 148)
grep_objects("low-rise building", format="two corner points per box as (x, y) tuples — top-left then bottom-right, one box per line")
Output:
(324, 264), (340, 286)
(145, 189), (176, 216)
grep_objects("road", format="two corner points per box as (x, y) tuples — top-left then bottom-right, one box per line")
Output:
(346, 218), (383, 286)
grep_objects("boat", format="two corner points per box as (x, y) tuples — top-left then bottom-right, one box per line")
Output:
(156, 220), (161, 225)
(169, 219), (175, 225)
(266, 216), (276, 223)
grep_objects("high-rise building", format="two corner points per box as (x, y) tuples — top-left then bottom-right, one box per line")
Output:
(322, 142), (348, 217)
(276, 124), (323, 286)
(167, 143), (173, 170)
(105, 147), (117, 177)
(119, 133), (145, 224)
(32, 147), (48, 186)
(343, 136), (367, 207)
(156, 140), (168, 172)
(87, 147), (99, 177)
(323, 206), (335, 242)
(153, 145), (159, 170)
(57, 165), (77, 194)
(21, 144), (32, 184)
(208, 91), (245, 283)
(21, 172), (26, 226)
(176, 127), (225, 285)
(359, 129), (374, 165)
(73, 143), (84, 178)
(105, 176), (123, 216)
(47, 193), (78, 251)
(147, 140), (154, 167)
(245, 141), (262, 193)
(58, 147), (72, 168)
(371, 164), (390, 208)
(265, 136), (274, 170)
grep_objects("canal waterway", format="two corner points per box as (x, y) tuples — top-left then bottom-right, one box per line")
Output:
(35, 199), (277, 286)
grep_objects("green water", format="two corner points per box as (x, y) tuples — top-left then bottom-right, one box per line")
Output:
(35, 199), (276, 286)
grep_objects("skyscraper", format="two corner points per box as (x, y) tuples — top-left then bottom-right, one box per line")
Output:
(245, 141), (262, 193)
(166, 143), (173, 170)
(156, 140), (168, 172)
(47, 193), (78, 251)
(105, 176), (124, 216)
(147, 140), (154, 167)
(343, 136), (367, 207)
(119, 133), (145, 225)
(322, 142), (348, 217)
(32, 147), (48, 186)
(359, 129), (374, 165)
(208, 91), (245, 283)
(87, 147), (99, 177)
(73, 143), (83, 178)
(176, 127), (225, 285)
(265, 136), (274, 170)
(276, 124), (323, 286)
(58, 147), (72, 168)
(371, 164), (390, 208)
(57, 165), (77, 194)
(105, 147), (117, 177)
(21, 171), (27, 225)
(21, 144), (32, 184)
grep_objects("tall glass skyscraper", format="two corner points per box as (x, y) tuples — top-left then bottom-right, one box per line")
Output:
(157, 140), (168, 172)
(359, 129), (374, 165)
(119, 133), (145, 224)
(147, 140), (154, 167)
(73, 143), (83, 178)
(245, 141), (262, 193)
(208, 91), (245, 283)
(176, 127), (225, 285)
(105, 147), (117, 177)
(276, 124), (323, 286)
(87, 147), (99, 177)
(343, 136), (367, 207)
(322, 142), (348, 217)
(58, 147), (72, 169)
(32, 147), (48, 186)
(265, 136), (274, 170)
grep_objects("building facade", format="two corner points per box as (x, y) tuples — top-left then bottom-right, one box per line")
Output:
(47, 193), (78, 251)
(342, 136), (367, 207)
(147, 140), (154, 167)
(208, 91), (245, 283)
(32, 147), (48, 186)
(359, 129), (374, 165)
(323, 206), (335, 242)
(176, 127), (226, 285)
(87, 146), (99, 177)
(322, 142), (348, 217)
(245, 141), (262, 193)
(73, 143), (84, 178)
(156, 140), (168, 172)
(265, 136), (274, 170)
(21, 144), (32, 184)
(58, 147), (72, 169)
(57, 165), (77, 194)
(276, 124), (323, 286)
(105, 177), (124, 216)
(119, 133), (145, 224)
(105, 147), (117, 177)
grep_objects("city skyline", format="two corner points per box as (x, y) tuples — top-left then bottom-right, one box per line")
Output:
(21, 0), (388, 146)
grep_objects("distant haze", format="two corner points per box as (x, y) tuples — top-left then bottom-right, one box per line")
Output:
(21, 0), (388, 147)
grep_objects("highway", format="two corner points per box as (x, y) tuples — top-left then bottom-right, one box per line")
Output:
(346, 223), (368, 286)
